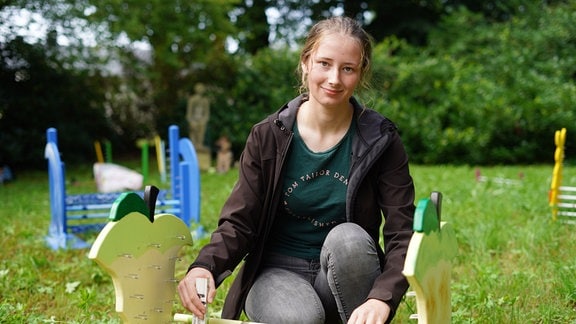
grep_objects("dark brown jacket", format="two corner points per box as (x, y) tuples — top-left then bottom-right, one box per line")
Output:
(190, 94), (415, 321)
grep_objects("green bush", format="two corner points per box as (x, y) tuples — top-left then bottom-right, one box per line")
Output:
(370, 4), (576, 164)
(0, 38), (113, 170)
(207, 47), (300, 155)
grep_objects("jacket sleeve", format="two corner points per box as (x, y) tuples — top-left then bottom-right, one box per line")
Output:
(370, 130), (416, 319)
(189, 124), (268, 285)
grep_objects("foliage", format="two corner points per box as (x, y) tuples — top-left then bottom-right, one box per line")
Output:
(0, 37), (113, 169)
(232, 0), (270, 54)
(206, 47), (300, 154)
(1, 1), (576, 168)
(1, 163), (576, 322)
(370, 3), (576, 164)
(0, 0), (241, 169)
(230, 0), (549, 51)
(79, 0), (239, 134)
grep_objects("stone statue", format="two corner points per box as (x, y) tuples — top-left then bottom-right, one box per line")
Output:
(215, 135), (233, 173)
(186, 83), (210, 151)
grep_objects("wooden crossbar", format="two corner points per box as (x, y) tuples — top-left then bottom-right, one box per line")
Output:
(558, 192), (576, 200)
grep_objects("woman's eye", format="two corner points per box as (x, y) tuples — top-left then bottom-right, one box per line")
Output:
(343, 66), (354, 73)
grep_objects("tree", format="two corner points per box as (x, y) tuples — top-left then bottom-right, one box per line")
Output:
(235, 0), (568, 50)
(0, 36), (112, 169)
(1, 0), (241, 168)
(232, 0), (270, 54)
(76, 0), (239, 134)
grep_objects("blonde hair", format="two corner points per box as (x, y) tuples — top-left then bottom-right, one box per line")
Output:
(297, 16), (374, 94)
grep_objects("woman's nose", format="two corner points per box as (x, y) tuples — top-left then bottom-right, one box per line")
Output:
(327, 68), (340, 85)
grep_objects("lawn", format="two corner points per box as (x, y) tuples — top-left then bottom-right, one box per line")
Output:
(1, 162), (575, 323)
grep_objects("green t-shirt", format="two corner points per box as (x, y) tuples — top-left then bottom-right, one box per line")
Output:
(267, 120), (354, 260)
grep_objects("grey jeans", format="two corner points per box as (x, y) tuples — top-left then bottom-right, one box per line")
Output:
(244, 223), (381, 324)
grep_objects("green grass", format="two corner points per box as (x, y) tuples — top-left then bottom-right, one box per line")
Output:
(1, 162), (575, 323)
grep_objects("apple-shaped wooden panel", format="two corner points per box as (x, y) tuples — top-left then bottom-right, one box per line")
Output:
(89, 191), (193, 323)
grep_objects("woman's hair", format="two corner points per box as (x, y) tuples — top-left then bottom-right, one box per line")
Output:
(297, 16), (374, 94)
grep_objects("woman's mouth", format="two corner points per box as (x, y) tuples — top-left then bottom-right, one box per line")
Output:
(322, 87), (341, 95)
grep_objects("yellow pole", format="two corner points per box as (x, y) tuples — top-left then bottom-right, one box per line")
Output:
(155, 135), (167, 183)
(549, 128), (566, 220)
(94, 141), (104, 163)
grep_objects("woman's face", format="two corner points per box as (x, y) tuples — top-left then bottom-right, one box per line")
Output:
(302, 33), (362, 109)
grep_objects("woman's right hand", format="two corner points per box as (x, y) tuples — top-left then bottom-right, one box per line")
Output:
(178, 267), (216, 319)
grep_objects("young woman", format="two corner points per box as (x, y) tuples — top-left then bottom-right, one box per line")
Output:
(178, 16), (416, 324)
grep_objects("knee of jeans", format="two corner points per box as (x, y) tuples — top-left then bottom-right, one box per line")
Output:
(324, 223), (375, 253)
(245, 268), (326, 324)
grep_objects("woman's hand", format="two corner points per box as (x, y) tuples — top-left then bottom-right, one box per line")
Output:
(177, 267), (216, 319)
(347, 298), (391, 324)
